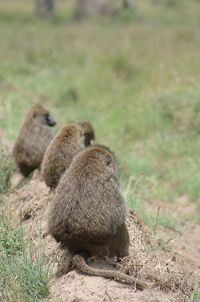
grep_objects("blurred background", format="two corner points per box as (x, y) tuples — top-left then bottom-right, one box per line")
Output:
(0, 0), (200, 227)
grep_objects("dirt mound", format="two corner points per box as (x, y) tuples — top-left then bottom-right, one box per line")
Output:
(2, 173), (198, 302)
(47, 273), (178, 302)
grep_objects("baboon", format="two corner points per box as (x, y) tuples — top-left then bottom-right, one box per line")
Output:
(48, 145), (148, 289)
(41, 122), (95, 189)
(13, 104), (56, 177)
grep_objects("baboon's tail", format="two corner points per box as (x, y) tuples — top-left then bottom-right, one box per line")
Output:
(72, 254), (149, 290)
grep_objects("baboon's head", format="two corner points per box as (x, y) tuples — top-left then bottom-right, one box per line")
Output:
(57, 124), (86, 147)
(28, 104), (56, 127)
(78, 122), (95, 147)
(75, 144), (117, 178)
(90, 144), (116, 170)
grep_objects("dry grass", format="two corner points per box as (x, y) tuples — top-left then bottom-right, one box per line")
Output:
(119, 216), (194, 301)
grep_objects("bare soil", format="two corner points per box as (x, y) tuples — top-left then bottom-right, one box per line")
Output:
(1, 169), (199, 302)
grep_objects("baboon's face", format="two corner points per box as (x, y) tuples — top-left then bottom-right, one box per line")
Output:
(32, 108), (56, 127)
(43, 112), (56, 127)
(83, 131), (95, 147)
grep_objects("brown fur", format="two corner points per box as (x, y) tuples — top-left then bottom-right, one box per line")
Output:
(41, 122), (95, 189)
(78, 121), (95, 146)
(12, 104), (56, 177)
(48, 145), (148, 288)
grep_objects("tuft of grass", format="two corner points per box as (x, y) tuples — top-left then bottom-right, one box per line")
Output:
(0, 143), (14, 193)
(148, 211), (176, 233)
(0, 222), (23, 256)
(188, 291), (200, 302)
(124, 177), (147, 209)
(125, 177), (177, 230)
(0, 221), (49, 302)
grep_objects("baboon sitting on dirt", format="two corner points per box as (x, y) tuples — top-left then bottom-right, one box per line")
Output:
(41, 122), (95, 189)
(48, 145), (148, 289)
(13, 104), (56, 177)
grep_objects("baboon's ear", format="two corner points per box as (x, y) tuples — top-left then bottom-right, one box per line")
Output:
(106, 156), (112, 166)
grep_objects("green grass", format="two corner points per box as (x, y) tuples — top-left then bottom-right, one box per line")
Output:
(1, 0), (200, 223)
(0, 221), (49, 302)
(188, 291), (200, 302)
(0, 143), (14, 193)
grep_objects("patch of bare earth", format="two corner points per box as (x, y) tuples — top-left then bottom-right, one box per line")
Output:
(1, 174), (199, 302)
